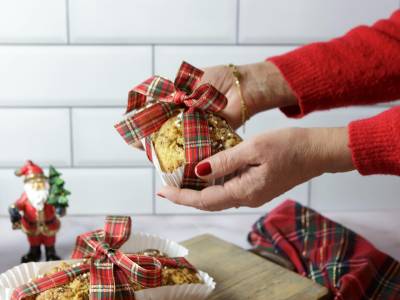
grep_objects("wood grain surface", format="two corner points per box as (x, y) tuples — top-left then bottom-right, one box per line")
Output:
(182, 234), (331, 300)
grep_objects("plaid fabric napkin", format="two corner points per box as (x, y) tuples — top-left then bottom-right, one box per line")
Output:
(248, 200), (400, 300)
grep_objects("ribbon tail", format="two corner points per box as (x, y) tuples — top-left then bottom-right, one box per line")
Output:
(11, 264), (90, 300)
(144, 136), (153, 162)
(113, 268), (136, 300)
(114, 102), (178, 145)
(90, 259), (117, 300)
(182, 109), (211, 190)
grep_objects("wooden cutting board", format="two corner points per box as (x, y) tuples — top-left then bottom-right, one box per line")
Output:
(182, 234), (331, 300)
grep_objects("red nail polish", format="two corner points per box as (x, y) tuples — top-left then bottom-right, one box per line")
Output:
(196, 162), (212, 176)
(157, 193), (166, 199)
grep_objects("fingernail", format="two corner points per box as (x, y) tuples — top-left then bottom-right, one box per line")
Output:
(157, 193), (166, 199)
(196, 162), (212, 176)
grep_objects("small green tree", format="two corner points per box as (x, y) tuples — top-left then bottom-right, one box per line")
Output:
(47, 166), (70, 208)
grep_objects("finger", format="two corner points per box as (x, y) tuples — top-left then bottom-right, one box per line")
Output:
(195, 141), (252, 181)
(157, 185), (239, 211)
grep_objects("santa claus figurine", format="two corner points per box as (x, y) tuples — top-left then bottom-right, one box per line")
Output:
(8, 160), (68, 263)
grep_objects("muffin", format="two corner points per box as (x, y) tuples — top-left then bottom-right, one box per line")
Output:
(35, 262), (89, 300)
(151, 111), (242, 173)
(33, 250), (202, 300)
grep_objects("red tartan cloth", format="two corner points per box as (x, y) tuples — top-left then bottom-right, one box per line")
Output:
(268, 10), (400, 176)
(248, 200), (400, 300)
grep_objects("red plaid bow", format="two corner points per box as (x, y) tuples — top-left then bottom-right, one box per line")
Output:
(11, 216), (195, 300)
(114, 62), (227, 189)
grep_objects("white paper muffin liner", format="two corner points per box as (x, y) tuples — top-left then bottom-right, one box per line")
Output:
(0, 232), (215, 300)
(142, 138), (226, 188)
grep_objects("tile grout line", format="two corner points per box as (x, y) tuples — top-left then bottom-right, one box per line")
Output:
(0, 106), (126, 109)
(151, 45), (156, 215)
(0, 211), (289, 217)
(151, 45), (155, 76)
(0, 165), (154, 169)
(68, 108), (74, 167)
(236, 0), (240, 44)
(0, 42), (305, 47)
(2, 206), (398, 217)
(65, 0), (71, 44)
(0, 104), (396, 109)
(152, 168), (156, 215)
(0, 212), (261, 217)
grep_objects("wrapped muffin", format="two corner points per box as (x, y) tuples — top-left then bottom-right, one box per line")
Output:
(115, 61), (242, 189)
(148, 110), (241, 187)
(152, 111), (241, 173)
(35, 262), (89, 300)
(1, 217), (215, 300)
(34, 250), (203, 300)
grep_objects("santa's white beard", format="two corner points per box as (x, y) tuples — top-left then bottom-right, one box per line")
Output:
(24, 183), (49, 211)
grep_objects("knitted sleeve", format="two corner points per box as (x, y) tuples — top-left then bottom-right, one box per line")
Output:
(268, 10), (400, 117)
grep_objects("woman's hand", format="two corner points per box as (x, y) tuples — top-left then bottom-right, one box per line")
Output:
(200, 61), (297, 129)
(131, 61), (296, 149)
(157, 127), (355, 211)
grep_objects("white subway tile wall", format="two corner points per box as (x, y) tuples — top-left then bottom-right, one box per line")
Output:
(0, 109), (71, 167)
(0, 46), (152, 106)
(155, 46), (297, 78)
(0, 170), (27, 216)
(72, 108), (151, 166)
(239, 0), (399, 43)
(0, 1), (399, 215)
(0, 0), (67, 44)
(61, 168), (153, 215)
(69, 0), (237, 44)
(311, 172), (400, 211)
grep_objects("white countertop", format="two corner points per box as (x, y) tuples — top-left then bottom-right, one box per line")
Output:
(1, 211), (399, 273)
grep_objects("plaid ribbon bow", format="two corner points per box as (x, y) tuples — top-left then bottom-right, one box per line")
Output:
(11, 216), (195, 300)
(114, 61), (227, 189)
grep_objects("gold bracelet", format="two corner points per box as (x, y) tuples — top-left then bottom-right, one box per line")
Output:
(228, 64), (249, 133)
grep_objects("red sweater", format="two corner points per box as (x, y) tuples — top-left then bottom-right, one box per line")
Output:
(269, 10), (400, 176)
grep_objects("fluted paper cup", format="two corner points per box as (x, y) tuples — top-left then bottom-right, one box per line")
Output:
(135, 271), (215, 300)
(120, 232), (189, 257)
(0, 232), (215, 300)
(142, 138), (226, 188)
(0, 259), (81, 300)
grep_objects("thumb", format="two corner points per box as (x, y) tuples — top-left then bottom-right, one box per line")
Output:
(195, 142), (249, 180)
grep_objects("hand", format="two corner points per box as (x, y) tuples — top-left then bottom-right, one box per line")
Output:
(157, 127), (355, 211)
(130, 61), (296, 149)
(199, 61), (297, 129)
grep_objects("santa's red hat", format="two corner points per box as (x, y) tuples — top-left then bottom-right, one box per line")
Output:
(15, 160), (46, 182)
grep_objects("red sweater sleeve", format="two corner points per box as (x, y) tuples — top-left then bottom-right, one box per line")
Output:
(267, 10), (400, 176)
(349, 106), (400, 176)
(268, 10), (400, 117)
